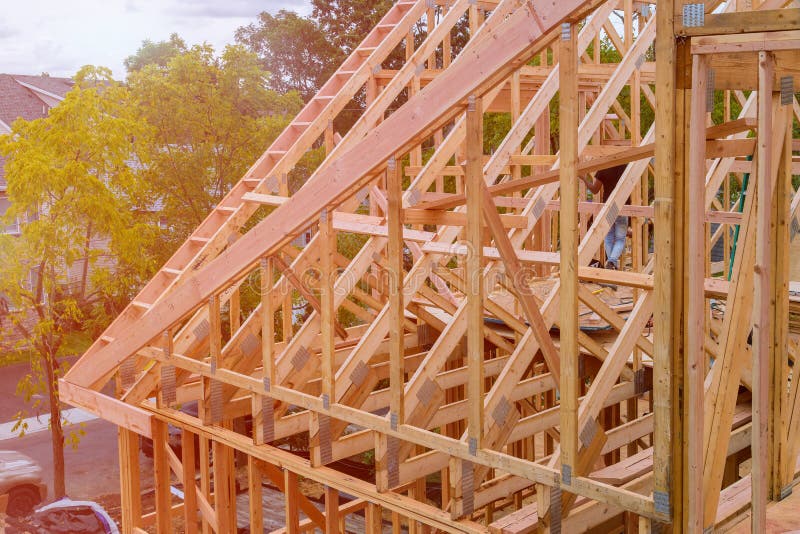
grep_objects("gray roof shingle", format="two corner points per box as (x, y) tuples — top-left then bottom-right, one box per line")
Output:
(11, 75), (73, 98)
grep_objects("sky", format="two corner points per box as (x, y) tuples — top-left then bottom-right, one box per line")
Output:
(0, 0), (311, 80)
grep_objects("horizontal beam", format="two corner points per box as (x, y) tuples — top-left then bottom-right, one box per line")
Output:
(416, 135), (755, 211)
(59, 379), (153, 438)
(148, 405), (488, 534)
(677, 8), (800, 36)
(691, 29), (800, 54)
(132, 345), (665, 521)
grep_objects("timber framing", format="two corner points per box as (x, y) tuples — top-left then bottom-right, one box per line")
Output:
(62, 0), (800, 532)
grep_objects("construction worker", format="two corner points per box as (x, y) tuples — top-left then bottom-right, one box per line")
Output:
(580, 164), (628, 270)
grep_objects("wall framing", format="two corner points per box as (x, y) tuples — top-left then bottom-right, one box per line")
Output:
(61, 0), (800, 532)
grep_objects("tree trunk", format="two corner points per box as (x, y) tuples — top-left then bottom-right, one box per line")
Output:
(44, 348), (66, 498)
(79, 223), (92, 301)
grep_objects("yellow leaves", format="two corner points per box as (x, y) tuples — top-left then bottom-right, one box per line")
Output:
(0, 68), (159, 328)
(74, 66), (115, 88)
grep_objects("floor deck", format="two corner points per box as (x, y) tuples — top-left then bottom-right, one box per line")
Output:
(724, 486), (800, 533)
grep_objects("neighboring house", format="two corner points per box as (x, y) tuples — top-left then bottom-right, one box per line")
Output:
(0, 73), (73, 134)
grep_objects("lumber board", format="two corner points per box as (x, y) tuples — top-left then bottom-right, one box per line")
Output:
(558, 18), (581, 517)
(416, 134), (755, 211)
(678, 8), (800, 36)
(66, 0), (596, 390)
(59, 379), (153, 438)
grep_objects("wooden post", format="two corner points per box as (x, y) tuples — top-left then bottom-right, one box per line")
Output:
(686, 51), (709, 533)
(752, 50), (775, 533)
(673, 33), (691, 533)
(182, 429), (198, 534)
(325, 120), (335, 155)
(468, 3), (481, 37)
(427, 5), (436, 69)
(320, 208), (336, 412)
(774, 99), (792, 492)
(213, 437), (237, 534)
(392, 511), (401, 533)
(653, 0), (681, 529)
(558, 18), (580, 509)
(724, 167), (732, 277)
(284, 469), (300, 534)
(117, 428), (141, 534)
(248, 457), (263, 534)
(366, 502), (383, 534)
(309, 208), (336, 468)
(199, 436), (211, 534)
(465, 94), (484, 452)
(534, 105), (552, 277)
(325, 486), (339, 533)
(151, 419), (172, 534)
(256, 257), (276, 446)
(511, 70), (522, 219)
(261, 257), (275, 389)
(229, 287), (241, 334)
(443, 2), (452, 68)
(627, 0), (643, 460)
(279, 174), (293, 343)
(210, 294), (221, 367)
(375, 432), (392, 493)
(387, 155), (405, 427)
(203, 294), (221, 424)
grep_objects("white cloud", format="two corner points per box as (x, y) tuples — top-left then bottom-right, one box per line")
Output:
(124, 1), (142, 13)
(0, 22), (19, 41)
(166, 0), (308, 18)
(0, 0), (312, 79)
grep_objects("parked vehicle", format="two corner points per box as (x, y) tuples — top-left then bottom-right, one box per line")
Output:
(0, 450), (47, 517)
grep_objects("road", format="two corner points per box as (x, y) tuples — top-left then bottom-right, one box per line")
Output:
(0, 418), (150, 501)
(0, 359), (152, 502)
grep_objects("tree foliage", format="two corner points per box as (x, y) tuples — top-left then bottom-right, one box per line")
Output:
(126, 42), (302, 257)
(236, 11), (340, 101)
(0, 38), (302, 497)
(236, 0), (396, 101)
(0, 66), (158, 498)
(124, 33), (188, 73)
(310, 0), (394, 54)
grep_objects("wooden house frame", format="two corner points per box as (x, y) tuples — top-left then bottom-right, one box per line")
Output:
(60, 0), (800, 532)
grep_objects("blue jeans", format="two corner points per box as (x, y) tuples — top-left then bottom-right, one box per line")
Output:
(604, 216), (628, 268)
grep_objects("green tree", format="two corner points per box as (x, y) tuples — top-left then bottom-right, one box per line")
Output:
(236, 2), (395, 102)
(235, 11), (340, 101)
(124, 33), (188, 73)
(310, 0), (394, 55)
(0, 66), (158, 498)
(126, 43), (302, 258)
(243, 1), (450, 105)
(235, 0), (473, 138)
(235, 1), (414, 190)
